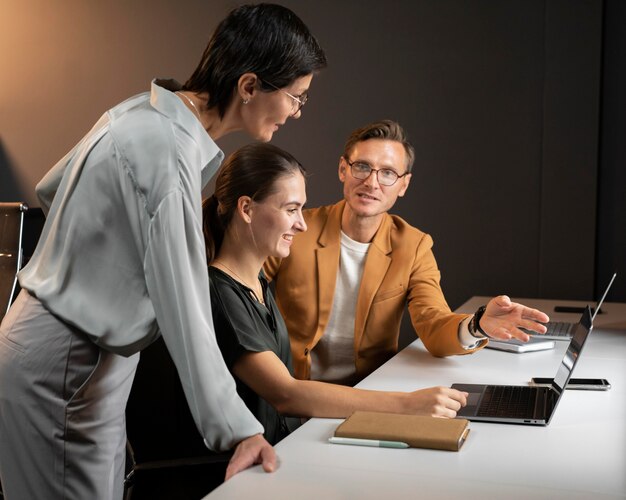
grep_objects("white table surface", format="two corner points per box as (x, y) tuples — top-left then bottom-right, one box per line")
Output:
(206, 297), (626, 499)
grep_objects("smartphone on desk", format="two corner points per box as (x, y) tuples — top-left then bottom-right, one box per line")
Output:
(553, 305), (603, 315)
(530, 377), (611, 391)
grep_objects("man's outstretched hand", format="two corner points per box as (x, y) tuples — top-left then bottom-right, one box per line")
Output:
(481, 295), (550, 341)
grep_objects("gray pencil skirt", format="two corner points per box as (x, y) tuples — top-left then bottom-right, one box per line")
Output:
(0, 290), (139, 499)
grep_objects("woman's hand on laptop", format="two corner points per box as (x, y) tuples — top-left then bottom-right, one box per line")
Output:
(404, 387), (469, 418)
(480, 295), (550, 342)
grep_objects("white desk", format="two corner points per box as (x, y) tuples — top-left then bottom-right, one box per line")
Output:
(206, 298), (626, 499)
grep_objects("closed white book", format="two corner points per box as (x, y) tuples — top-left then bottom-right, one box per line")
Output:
(485, 337), (555, 353)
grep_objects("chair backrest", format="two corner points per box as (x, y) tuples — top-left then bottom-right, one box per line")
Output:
(124, 337), (231, 499)
(0, 202), (28, 321)
(126, 337), (217, 464)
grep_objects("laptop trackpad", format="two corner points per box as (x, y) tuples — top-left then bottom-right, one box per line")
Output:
(467, 392), (481, 407)
(451, 384), (484, 417)
(457, 391), (482, 417)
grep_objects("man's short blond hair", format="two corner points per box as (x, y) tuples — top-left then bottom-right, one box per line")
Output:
(342, 120), (415, 172)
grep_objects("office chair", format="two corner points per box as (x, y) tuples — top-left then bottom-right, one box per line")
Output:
(124, 337), (231, 500)
(0, 202), (29, 498)
(0, 202), (28, 323)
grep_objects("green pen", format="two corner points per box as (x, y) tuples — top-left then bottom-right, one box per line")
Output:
(328, 437), (409, 449)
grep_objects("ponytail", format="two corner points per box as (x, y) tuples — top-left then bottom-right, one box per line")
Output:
(202, 195), (223, 264)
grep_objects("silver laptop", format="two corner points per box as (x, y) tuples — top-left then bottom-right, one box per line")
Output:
(451, 305), (593, 425)
(525, 272), (616, 340)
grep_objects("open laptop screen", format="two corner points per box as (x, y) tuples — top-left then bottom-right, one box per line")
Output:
(552, 307), (593, 393)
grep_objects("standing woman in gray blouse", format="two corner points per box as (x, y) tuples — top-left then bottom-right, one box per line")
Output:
(0, 4), (326, 499)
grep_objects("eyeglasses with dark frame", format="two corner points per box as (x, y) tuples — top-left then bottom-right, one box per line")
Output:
(260, 79), (308, 115)
(343, 158), (409, 186)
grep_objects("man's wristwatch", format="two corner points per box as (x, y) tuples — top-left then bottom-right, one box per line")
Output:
(468, 305), (490, 339)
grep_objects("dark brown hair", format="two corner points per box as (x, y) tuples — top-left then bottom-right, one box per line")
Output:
(203, 143), (305, 263)
(184, 3), (327, 118)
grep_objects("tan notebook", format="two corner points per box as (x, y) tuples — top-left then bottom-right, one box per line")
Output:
(334, 411), (470, 451)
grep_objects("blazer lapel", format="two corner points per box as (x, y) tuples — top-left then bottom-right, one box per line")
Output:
(315, 202), (344, 337)
(354, 214), (393, 350)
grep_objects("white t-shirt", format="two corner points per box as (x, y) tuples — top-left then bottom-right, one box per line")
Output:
(311, 231), (369, 385)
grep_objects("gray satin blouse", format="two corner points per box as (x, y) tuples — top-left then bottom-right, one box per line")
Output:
(18, 79), (263, 451)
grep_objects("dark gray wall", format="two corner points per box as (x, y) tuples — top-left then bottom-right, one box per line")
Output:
(597, 0), (626, 302)
(267, 0), (611, 308)
(1, 0), (622, 323)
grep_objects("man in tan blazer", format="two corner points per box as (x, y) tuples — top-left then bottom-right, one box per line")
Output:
(264, 120), (549, 385)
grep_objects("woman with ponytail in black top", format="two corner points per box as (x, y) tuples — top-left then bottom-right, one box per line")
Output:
(203, 143), (470, 445)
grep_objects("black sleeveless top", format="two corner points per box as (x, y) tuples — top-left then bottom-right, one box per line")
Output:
(208, 267), (301, 444)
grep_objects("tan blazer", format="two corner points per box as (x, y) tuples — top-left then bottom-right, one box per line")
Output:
(264, 200), (484, 381)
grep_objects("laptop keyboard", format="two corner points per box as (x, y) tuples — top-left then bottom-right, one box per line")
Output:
(522, 321), (574, 337)
(546, 321), (575, 336)
(477, 385), (537, 418)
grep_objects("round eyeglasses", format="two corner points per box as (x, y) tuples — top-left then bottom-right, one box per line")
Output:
(344, 158), (409, 187)
(260, 79), (308, 115)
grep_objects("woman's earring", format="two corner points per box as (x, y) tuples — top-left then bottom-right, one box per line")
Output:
(242, 98), (249, 105)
